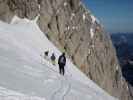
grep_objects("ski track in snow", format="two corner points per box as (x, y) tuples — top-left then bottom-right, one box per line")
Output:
(42, 61), (71, 100)
(51, 77), (71, 100)
(0, 16), (118, 100)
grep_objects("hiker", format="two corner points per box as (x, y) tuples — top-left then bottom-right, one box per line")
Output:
(44, 51), (49, 56)
(44, 50), (49, 60)
(58, 52), (66, 75)
(51, 53), (56, 65)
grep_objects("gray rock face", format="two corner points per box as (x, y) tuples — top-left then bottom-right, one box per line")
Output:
(0, 0), (13, 22)
(0, 0), (38, 22)
(7, 0), (39, 19)
(0, 0), (132, 100)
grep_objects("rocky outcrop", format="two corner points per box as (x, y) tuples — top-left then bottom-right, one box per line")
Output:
(0, 0), (132, 100)
(0, 0), (38, 22)
(0, 0), (13, 22)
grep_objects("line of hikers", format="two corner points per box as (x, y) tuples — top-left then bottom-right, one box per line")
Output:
(43, 50), (66, 76)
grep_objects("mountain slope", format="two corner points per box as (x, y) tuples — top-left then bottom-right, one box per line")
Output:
(0, 0), (132, 99)
(0, 16), (117, 100)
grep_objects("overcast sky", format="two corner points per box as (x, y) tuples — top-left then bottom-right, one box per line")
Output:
(83, 0), (133, 33)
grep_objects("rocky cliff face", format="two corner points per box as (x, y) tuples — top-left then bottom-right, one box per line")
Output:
(0, 0), (132, 99)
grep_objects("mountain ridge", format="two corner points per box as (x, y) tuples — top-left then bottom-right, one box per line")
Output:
(0, 0), (132, 99)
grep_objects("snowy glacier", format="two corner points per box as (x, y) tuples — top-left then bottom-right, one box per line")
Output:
(0, 16), (117, 100)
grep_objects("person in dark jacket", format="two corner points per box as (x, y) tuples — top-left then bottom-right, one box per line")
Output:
(44, 51), (49, 56)
(51, 53), (56, 65)
(44, 50), (49, 61)
(58, 52), (66, 75)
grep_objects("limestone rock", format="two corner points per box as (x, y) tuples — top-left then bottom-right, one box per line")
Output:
(0, 0), (132, 100)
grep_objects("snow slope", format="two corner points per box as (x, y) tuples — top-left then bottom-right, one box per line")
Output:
(0, 16), (117, 100)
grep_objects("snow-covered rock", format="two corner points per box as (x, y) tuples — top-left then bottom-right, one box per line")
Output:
(83, 13), (86, 21)
(91, 15), (96, 24)
(64, 2), (68, 7)
(90, 28), (94, 38)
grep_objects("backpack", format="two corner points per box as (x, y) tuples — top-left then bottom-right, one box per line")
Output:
(60, 56), (65, 64)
